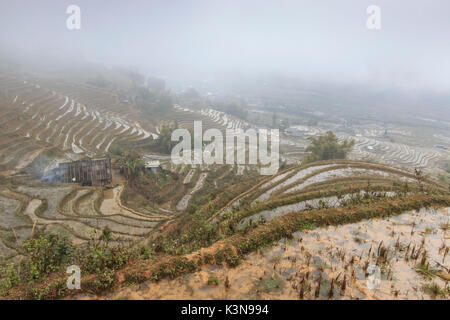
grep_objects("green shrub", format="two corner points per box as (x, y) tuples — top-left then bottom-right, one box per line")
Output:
(304, 131), (354, 163)
(22, 234), (75, 280)
(0, 263), (21, 295)
(207, 277), (219, 286)
(86, 269), (116, 293)
(81, 243), (131, 274)
(125, 272), (146, 285)
(26, 280), (67, 300)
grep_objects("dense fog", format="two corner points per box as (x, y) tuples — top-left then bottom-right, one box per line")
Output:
(1, 0), (449, 93)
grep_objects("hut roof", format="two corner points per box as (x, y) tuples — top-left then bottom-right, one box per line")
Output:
(145, 160), (160, 168)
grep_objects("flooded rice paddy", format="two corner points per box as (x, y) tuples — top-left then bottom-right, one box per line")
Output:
(99, 207), (449, 300)
(239, 191), (397, 228)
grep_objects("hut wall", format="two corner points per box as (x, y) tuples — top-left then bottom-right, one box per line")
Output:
(58, 158), (111, 184)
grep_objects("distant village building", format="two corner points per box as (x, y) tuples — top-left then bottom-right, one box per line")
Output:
(56, 158), (112, 185)
(144, 160), (161, 173)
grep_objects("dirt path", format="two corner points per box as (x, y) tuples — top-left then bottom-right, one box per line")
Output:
(115, 185), (169, 220)
(23, 199), (44, 224)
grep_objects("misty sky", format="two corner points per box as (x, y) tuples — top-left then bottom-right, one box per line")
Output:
(1, 0), (450, 91)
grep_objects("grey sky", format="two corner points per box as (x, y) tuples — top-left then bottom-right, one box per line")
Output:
(1, 0), (449, 91)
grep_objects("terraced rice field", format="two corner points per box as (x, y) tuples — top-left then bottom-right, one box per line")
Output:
(74, 159), (448, 300)
(1, 154), (447, 299)
(239, 191), (398, 228)
(173, 105), (249, 133)
(0, 183), (172, 262)
(347, 136), (443, 169)
(0, 72), (448, 299)
(200, 108), (248, 130)
(257, 164), (338, 201)
(281, 124), (448, 171)
(211, 160), (445, 225)
(0, 75), (158, 173)
(108, 207), (449, 300)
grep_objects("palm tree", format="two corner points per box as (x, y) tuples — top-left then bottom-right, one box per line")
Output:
(124, 155), (143, 185)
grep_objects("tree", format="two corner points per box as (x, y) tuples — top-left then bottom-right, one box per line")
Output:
(304, 131), (354, 163)
(414, 168), (426, 192)
(124, 153), (144, 185)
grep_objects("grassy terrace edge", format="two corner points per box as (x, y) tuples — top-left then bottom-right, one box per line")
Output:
(2, 192), (448, 300)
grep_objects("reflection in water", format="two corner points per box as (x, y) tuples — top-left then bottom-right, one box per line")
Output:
(240, 191), (397, 228)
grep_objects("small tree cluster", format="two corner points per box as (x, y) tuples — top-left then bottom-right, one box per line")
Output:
(304, 131), (354, 163)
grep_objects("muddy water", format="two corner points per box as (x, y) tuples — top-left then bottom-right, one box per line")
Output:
(259, 169), (295, 189)
(239, 191), (397, 228)
(23, 199), (44, 222)
(102, 207), (449, 300)
(17, 186), (73, 220)
(103, 188), (114, 200)
(63, 189), (91, 216)
(0, 238), (17, 260)
(0, 195), (26, 228)
(101, 186), (167, 221)
(76, 191), (99, 216)
(284, 168), (413, 194)
(257, 164), (338, 202)
(100, 186), (127, 216)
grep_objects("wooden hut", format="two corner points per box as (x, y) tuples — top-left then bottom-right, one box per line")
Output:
(144, 160), (161, 174)
(58, 158), (112, 185)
